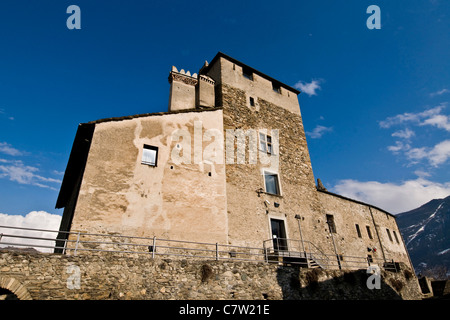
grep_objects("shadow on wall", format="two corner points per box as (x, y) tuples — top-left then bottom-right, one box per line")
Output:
(275, 266), (415, 300)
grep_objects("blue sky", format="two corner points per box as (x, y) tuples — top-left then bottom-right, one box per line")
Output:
(0, 0), (449, 226)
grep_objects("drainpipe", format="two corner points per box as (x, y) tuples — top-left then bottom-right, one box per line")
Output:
(294, 214), (305, 256)
(326, 221), (342, 270)
(369, 207), (387, 263)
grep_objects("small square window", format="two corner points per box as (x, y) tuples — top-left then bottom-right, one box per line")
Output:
(142, 144), (158, 166)
(242, 66), (253, 80)
(259, 132), (273, 154)
(272, 82), (281, 94)
(264, 171), (281, 196)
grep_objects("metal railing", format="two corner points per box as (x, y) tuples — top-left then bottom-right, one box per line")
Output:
(263, 238), (398, 271)
(0, 225), (398, 271)
(0, 225), (266, 263)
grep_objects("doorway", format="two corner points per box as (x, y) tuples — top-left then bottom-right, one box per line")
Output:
(270, 218), (288, 251)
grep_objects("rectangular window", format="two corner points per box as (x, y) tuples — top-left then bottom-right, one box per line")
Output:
(366, 226), (373, 239)
(386, 228), (393, 242)
(393, 230), (400, 244)
(141, 144), (158, 166)
(355, 224), (362, 238)
(249, 96), (255, 106)
(242, 66), (253, 80)
(326, 214), (336, 233)
(259, 132), (273, 154)
(264, 171), (281, 196)
(272, 82), (281, 94)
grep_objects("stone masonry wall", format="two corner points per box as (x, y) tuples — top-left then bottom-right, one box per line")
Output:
(0, 250), (423, 300)
(218, 81), (414, 271)
(318, 191), (413, 268)
(220, 83), (323, 250)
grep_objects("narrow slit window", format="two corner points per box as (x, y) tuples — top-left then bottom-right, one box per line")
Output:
(326, 214), (336, 233)
(393, 230), (400, 244)
(386, 228), (393, 242)
(366, 226), (373, 239)
(142, 144), (158, 167)
(355, 224), (362, 238)
(249, 96), (255, 106)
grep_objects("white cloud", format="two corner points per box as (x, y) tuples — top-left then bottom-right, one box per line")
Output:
(333, 178), (450, 214)
(0, 159), (61, 190)
(387, 141), (411, 153)
(0, 142), (23, 156)
(392, 128), (415, 139)
(407, 139), (450, 167)
(294, 79), (322, 96)
(306, 125), (333, 139)
(430, 88), (449, 97)
(414, 170), (431, 178)
(381, 105), (450, 167)
(0, 211), (62, 253)
(421, 114), (450, 131)
(406, 146), (427, 163)
(379, 105), (445, 129)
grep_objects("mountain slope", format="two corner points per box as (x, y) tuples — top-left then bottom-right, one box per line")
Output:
(396, 195), (450, 276)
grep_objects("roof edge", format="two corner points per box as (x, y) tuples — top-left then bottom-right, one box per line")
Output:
(204, 52), (301, 95)
(86, 107), (223, 125)
(55, 123), (95, 208)
(316, 188), (396, 218)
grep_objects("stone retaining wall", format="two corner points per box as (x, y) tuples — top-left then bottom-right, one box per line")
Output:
(0, 250), (423, 300)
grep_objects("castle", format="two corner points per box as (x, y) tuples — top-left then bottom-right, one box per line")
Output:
(55, 52), (413, 271)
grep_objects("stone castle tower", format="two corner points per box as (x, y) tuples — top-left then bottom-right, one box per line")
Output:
(55, 52), (413, 271)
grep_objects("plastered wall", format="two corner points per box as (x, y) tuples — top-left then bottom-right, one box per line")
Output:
(71, 109), (228, 244)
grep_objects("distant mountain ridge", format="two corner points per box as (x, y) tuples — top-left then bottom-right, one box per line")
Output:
(396, 195), (450, 276)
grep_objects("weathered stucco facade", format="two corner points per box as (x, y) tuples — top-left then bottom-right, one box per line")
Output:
(70, 109), (227, 244)
(55, 52), (413, 272)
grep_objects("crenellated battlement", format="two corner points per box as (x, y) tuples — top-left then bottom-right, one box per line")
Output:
(171, 66), (198, 79)
(168, 65), (215, 111)
(168, 66), (198, 87)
